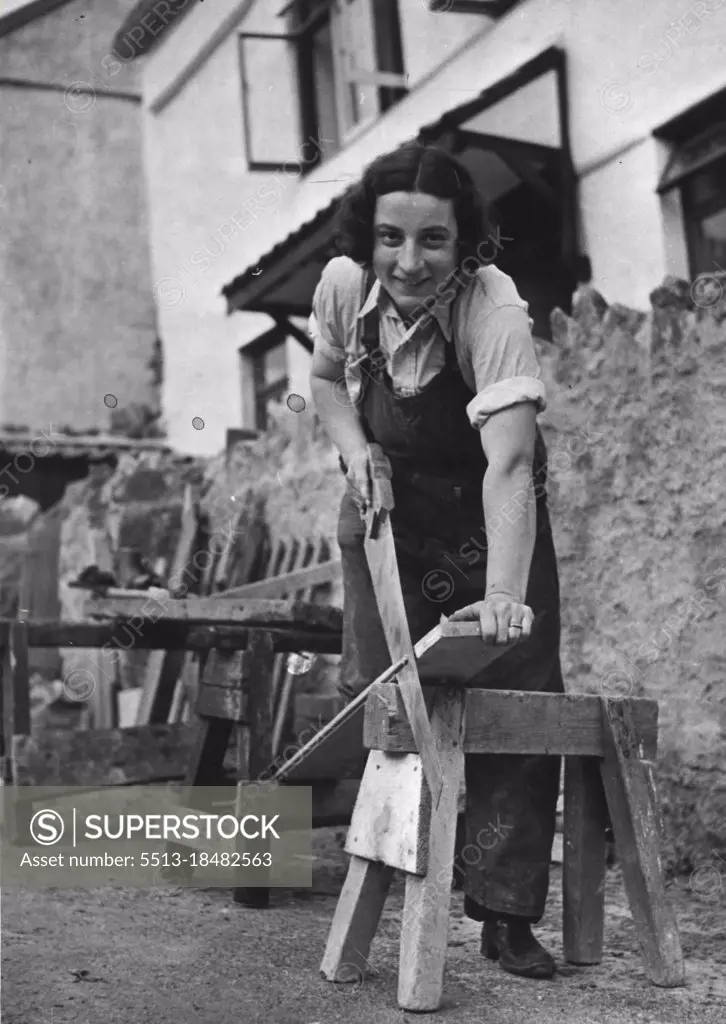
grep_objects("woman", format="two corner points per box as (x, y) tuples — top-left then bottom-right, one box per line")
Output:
(309, 142), (563, 980)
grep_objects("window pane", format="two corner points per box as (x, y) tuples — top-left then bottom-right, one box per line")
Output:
(342, 0), (378, 128)
(700, 208), (726, 267)
(683, 157), (726, 275)
(311, 18), (340, 157)
(239, 35), (302, 167)
(263, 344), (288, 386)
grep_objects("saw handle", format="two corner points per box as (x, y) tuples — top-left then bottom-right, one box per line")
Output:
(365, 443), (394, 539)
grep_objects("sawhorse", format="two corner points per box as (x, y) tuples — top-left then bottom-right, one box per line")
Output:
(321, 670), (685, 1012)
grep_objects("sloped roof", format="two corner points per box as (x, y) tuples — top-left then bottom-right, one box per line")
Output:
(0, 0), (73, 38)
(111, 0), (194, 60)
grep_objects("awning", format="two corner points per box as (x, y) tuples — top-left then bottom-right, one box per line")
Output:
(657, 120), (726, 194)
(222, 45), (577, 318)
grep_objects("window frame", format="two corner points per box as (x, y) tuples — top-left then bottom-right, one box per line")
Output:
(295, 0), (408, 160)
(239, 0), (407, 174)
(680, 156), (726, 280)
(239, 329), (290, 431)
(655, 95), (726, 281)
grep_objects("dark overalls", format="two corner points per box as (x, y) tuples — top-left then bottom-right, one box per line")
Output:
(337, 282), (564, 921)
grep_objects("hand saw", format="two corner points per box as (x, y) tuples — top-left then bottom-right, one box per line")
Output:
(362, 443), (444, 807)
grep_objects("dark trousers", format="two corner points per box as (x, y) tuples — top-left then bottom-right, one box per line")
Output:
(337, 483), (563, 920)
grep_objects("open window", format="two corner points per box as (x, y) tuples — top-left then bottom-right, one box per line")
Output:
(239, 0), (407, 172)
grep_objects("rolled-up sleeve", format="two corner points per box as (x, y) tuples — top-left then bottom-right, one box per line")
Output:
(465, 304), (546, 429)
(308, 265), (347, 364)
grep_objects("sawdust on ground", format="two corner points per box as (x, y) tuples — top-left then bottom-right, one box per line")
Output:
(2, 828), (725, 1024)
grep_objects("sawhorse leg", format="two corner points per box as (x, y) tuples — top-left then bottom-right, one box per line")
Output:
(321, 688), (464, 1011)
(599, 699), (685, 987)
(2, 622), (34, 843)
(398, 688), (465, 1011)
(234, 629), (276, 907)
(320, 856), (396, 982)
(563, 755), (607, 964)
(164, 648), (242, 877)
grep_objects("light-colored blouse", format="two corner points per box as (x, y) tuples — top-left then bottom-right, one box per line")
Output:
(308, 256), (546, 429)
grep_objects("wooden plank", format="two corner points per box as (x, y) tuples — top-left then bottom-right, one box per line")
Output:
(224, 493), (266, 593)
(196, 684), (247, 723)
(271, 535), (326, 759)
(135, 485), (203, 725)
(86, 595), (342, 633)
(11, 723), (198, 786)
(134, 648), (187, 726)
(320, 855), (395, 983)
(269, 536), (303, 719)
(599, 699), (685, 987)
(168, 655), (198, 724)
(117, 687), (143, 728)
(87, 530), (118, 729)
(563, 756), (607, 964)
(199, 489), (265, 753)
(170, 509), (223, 723)
(0, 619), (342, 653)
(21, 505), (62, 678)
(398, 688), (466, 1011)
(212, 491), (251, 592)
(365, 684), (660, 758)
(345, 751), (430, 875)
(415, 620), (518, 683)
(364, 510), (443, 806)
(219, 559), (342, 599)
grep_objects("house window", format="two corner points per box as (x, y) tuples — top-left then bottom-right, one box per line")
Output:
(656, 96), (726, 280)
(681, 156), (726, 277)
(239, 1), (406, 171)
(248, 342), (289, 430)
(293, 0), (407, 163)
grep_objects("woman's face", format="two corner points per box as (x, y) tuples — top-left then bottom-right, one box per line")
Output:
(372, 192), (458, 318)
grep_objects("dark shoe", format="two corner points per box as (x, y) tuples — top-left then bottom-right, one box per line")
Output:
(482, 918), (556, 979)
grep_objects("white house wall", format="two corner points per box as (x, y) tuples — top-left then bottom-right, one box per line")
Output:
(140, 0), (726, 454)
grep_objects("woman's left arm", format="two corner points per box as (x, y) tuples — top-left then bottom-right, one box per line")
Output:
(449, 296), (544, 645)
(450, 403), (538, 645)
(479, 401), (537, 604)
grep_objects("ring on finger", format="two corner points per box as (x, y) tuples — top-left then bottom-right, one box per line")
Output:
(508, 622), (523, 632)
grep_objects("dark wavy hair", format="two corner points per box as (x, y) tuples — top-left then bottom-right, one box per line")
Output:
(335, 141), (495, 266)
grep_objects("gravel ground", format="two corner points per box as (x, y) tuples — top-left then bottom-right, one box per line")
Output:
(2, 828), (725, 1024)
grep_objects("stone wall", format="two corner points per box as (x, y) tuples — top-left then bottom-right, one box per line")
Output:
(539, 274), (726, 874)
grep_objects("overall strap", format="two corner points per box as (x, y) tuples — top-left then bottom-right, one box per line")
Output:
(359, 267), (380, 356)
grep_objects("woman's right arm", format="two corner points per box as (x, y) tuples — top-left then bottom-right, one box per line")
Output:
(310, 349), (373, 506)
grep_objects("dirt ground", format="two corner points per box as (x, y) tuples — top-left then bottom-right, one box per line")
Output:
(2, 828), (725, 1024)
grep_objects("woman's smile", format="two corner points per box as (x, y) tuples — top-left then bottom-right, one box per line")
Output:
(373, 191), (458, 316)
